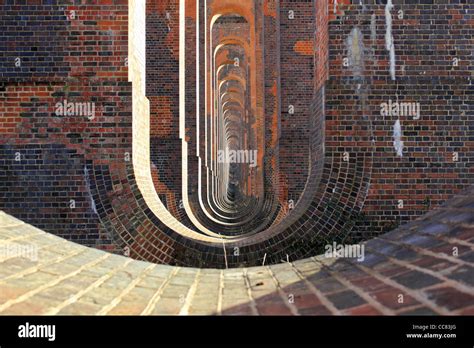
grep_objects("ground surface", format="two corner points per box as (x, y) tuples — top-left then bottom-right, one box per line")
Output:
(0, 187), (473, 315)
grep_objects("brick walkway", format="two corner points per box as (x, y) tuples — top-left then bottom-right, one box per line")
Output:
(0, 187), (473, 315)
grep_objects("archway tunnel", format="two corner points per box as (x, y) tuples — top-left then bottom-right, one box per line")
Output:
(0, 0), (472, 274)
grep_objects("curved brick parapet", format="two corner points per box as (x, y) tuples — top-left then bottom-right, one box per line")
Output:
(0, 187), (472, 315)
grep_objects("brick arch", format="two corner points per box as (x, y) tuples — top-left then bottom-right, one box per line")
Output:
(1, 0), (471, 270)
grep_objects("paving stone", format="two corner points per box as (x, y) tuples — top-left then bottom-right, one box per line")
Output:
(256, 303), (293, 315)
(297, 305), (332, 315)
(350, 276), (388, 293)
(221, 304), (255, 315)
(36, 287), (78, 302)
(446, 265), (474, 287)
(440, 212), (474, 226)
(393, 271), (441, 290)
(58, 301), (102, 315)
(459, 251), (474, 263)
(108, 300), (148, 315)
(369, 288), (419, 310)
(342, 304), (382, 315)
(151, 299), (183, 315)
(292, 293), (323, 310)
(327, 290), (366, 310)
(1, 296), (62, 315)
(311, 277), (347, 294)
(412, 256), (456, 273)
(425, 287), (474, 311)
(399, 307), (438, 316)
(419, 223), (455, 236)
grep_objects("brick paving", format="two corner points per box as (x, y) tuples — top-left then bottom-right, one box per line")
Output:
(0, 187), (473, 315)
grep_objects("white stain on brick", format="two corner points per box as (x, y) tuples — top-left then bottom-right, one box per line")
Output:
(370, 13), (377, 42)
(393, 119), (404, 157)
(385, 0), (396, 80)
(84, 166), (98, 216)
(346, 27), (365, 76)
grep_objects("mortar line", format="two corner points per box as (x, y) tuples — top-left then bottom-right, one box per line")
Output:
(0, 238), (70, 264)
(0, 253), (111, 312)
(365, 245), (474, 296)
(141, 267), (181, 315)
(342, 259), (452, 315)
(217, 270), (224, 315)
(45, 258), (135, 315)
(179, 269), (202, 315)
(1, 246), (85, 282)
(242, 268), (259, 315)
(290, 262), (342, 315)
(98, 263), (157, 315)
(0, 231), (44, 246)
(420, 234), (474, 250)
(266, 266), (300, 315)
(0, 220), (26, 229)
(377, 235), (473, 265)
(311, 257), (396, 315)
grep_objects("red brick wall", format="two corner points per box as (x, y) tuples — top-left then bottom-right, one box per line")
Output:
(0, 0), (472, 268)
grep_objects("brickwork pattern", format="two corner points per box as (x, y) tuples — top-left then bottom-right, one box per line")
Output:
(0, 0), (472, 268)
(0, 187), (473, 315)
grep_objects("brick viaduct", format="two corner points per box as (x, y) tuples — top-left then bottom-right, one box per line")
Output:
(0, 0), (473, 316)
(0, 0), (473, 294)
